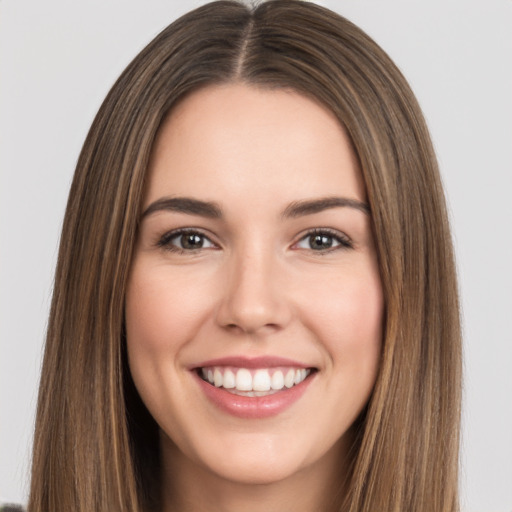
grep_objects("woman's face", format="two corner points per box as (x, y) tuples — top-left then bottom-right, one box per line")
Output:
(126, 84), (383, 486)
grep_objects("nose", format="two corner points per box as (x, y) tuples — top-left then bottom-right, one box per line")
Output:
(215, 245), (292, 336)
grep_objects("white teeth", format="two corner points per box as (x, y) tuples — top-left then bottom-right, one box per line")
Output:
(201, 366), (311, 393)
(214, 368), (223, 387)
(235, 368), (253, 391)
(284, 369), (295, 388)
(253, 369), (271, 391)
(223, 369), (235, 389)
(271, 370), (284, 390)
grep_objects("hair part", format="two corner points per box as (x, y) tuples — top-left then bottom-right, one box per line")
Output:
(29, 2), (461, 511)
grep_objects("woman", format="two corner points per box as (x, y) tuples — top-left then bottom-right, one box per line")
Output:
(27, 1), (462, 511)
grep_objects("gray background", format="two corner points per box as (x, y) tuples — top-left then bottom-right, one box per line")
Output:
(1, 0), (511, 510)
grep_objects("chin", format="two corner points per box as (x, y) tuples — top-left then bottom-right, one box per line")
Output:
(204, 451), (305, 485)
(162, 424), (345, 488)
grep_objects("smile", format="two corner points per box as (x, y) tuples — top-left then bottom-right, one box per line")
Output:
(192, 358), (317, 419)
(199, 366), (311, 396)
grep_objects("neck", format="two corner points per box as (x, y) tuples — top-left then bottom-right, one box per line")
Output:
(160, 433), (354, 512)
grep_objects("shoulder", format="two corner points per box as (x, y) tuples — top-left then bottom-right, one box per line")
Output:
(0, 505), (25, 512)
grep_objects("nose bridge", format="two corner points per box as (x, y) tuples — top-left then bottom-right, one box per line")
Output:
(216, 237), (290, 334)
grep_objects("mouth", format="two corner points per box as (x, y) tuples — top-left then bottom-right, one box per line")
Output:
(191, 356), (318, 418)
(196, 366), (315, 397)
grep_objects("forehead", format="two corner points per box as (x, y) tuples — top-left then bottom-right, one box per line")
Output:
(145, 83), (366, 209)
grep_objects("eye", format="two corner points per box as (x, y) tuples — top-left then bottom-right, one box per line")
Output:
(157, 229), (216, 253)
(294, 229), (352, 252)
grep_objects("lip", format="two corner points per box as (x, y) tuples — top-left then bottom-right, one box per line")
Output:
(191, 355), (311, 370)
(191, 356), (316, 419)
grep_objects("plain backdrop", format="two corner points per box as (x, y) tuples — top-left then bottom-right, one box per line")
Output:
(1, 0), (511, 510)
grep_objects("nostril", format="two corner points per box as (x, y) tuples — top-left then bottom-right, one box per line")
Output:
(224, 323), (243, 334)
(223, 322), (283, 336)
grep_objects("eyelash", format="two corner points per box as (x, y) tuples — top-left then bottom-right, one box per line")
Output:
(156, 228), (353, 254)
(156, 228), (217, 254)
(294, 228), (353, 253)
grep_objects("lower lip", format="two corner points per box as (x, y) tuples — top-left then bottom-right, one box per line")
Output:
(193, 371), (315, 419)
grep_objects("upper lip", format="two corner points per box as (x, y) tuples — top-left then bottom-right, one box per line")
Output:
(191, 356), (313, 370)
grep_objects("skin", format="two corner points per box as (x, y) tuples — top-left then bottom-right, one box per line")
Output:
(125, 83), (383, 512)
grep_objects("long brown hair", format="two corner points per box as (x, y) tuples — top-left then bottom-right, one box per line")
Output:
(29, 1), (462, 511)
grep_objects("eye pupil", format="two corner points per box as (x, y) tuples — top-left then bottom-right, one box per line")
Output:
(181, 233), (203, 249)
(310, 234), (333, 250)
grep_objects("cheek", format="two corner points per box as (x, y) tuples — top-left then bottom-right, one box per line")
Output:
(339, 278), (383, 351)
(124, 260), (215, 416)
(125, 261), (212, 354)
(302, 263), (383, 406)
(304, 265), (383, 349)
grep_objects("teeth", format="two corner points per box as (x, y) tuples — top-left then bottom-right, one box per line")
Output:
(214, 368), (223, 387)
(223, 369), (235, 389)
(284, 369), (295, 388)
(271, 370), (284, 390)
(236, 368), (253, 391)
(294, 369), (307, 385)
(201, 366), (311, 393)
(253, 369), (271, 391)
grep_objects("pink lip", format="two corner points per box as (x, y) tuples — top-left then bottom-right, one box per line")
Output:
(191, 355), (311, 370)
(192, 366), (316, 420)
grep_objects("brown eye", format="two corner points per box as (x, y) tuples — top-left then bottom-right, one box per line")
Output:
(309, 234), (335, 250)
(179, 233), (206, 249)
(295, 229), (352, 252)
(158, 229), (216, 252)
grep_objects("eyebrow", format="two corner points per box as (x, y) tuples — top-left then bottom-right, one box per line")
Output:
(141, 195), (370, 220)
(141, 197), (223, 219)
(282, 197), (370, 218)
